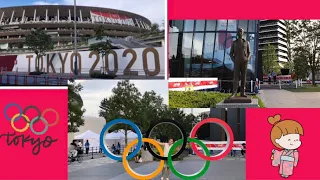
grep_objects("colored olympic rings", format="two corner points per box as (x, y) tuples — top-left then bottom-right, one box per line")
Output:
(4, 103), (60, 135)
(145, 119), (187, 160)
(190, 118), (234, 161)
(168, 138), (210, 179)
(100, 118), (234, 179)
(99, 119), (143, 161)
(123, 138), (165, 179)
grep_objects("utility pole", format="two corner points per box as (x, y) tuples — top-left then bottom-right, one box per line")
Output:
(73, 0), (78, 75)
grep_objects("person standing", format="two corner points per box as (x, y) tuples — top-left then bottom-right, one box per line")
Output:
(268, 72), (272, 84)
(85, 140), (90, 155)
(117, 142), (121, 154)
(157, 138), (174, 180)
(272, 71), (277, 84)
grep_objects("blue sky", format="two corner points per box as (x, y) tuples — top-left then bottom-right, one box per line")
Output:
(0, 0), (164, 25)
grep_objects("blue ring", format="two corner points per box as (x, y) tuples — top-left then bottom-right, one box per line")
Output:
(99, 119), (143, 161)
(4, 103), (23, 122)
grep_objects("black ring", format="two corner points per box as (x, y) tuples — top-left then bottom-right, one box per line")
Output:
(145, 119), (187, 160)
(22, 106), (41, 124)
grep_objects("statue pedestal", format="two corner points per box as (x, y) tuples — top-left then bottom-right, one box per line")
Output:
(216, 98), (259, 108)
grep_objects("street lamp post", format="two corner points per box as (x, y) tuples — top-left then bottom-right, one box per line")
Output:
(73, 0), (78, 75)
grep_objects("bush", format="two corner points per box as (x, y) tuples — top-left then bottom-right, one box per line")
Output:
(169, 91), (265, 108)
(89, 72), (116, 79)
(169, 91), (230, 108)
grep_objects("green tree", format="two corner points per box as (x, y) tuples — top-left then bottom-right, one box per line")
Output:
(25, 29), (54, 72)
(99, 80), (142, 146)
(68, 79), (86, 132)
(292, 20), (320, 85)
(151, 23), (161, 33)
(89, 25), (113, 74)
(262, 43), (280, 74)
(293, 49), (310, 79)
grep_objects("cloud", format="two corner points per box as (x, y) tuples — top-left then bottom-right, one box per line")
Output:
(32, 1), (59, 5)
(76, 80), (169, 117)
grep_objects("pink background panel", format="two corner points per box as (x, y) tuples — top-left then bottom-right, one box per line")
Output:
(0, 89), (68, 180)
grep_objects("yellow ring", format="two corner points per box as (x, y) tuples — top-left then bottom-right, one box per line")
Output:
(122, 138), (164, 179)
(11, 114), (30, 133)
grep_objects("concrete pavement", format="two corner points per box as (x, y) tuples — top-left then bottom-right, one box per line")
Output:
(258, 89), (320, 107)
(68, 156), (245, 180)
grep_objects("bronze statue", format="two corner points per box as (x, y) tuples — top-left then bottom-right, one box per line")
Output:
(229, 28), (251, 97)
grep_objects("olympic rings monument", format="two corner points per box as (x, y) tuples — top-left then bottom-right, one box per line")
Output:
(99, 118), (234, 179)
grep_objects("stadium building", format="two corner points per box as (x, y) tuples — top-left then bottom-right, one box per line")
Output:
(0, 5), (160, 52)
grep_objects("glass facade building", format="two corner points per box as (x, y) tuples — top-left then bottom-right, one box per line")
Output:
(169, 20), (260, 84)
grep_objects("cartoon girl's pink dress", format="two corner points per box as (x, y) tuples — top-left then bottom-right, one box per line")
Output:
(272, 149), (299, 177)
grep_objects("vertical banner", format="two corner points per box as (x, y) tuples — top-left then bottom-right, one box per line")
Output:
(0, 87), (68, 180)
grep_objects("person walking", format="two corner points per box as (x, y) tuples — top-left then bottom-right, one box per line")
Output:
(117, 142), (121, 154)
(85, 140), (90, 155)
(268, 72), (272, 84)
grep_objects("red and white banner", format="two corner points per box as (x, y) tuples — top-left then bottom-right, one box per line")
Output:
(168, 78), (219, 91)
(263, 75), (292, 81)
(90, 11), (149, 29)
(196, 141), (246, 150)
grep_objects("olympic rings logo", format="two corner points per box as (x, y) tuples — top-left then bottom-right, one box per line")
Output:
(4, 103), (60, 135)
(100, 118), (234, 179)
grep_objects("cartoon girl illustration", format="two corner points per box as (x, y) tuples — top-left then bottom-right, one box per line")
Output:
(269, 114), (304, 178)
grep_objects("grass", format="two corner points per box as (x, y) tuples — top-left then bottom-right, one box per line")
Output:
(169, 91), (265, 108)
(284, 85), (320, 92)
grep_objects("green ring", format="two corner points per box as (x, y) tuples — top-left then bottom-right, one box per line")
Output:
(167, 138), (211, 179)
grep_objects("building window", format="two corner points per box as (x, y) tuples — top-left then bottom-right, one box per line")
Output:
(184, 20), (194, 32)
(170, 20), (183, 32)
(190, 33), (204, 77)
(238, 20), (248, 31)
(195, 20), (205, 31)
(169, 33), (179, 59)
(206, 20), (217, 31)
(182, 33), (193, 76)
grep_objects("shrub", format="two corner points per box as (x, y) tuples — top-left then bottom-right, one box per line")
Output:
(169, 91), (230, 108)
(169, 91), (265, 108)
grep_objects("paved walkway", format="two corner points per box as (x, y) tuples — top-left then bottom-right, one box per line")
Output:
(68, 156), (245, 180)
(258, 89), (320, 107)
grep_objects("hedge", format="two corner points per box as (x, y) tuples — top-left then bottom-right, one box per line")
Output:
(169, 91), (265, 108)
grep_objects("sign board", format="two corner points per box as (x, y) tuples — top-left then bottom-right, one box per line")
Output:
(90, 11), (150, 29)
(12, 47), (164, 76)
(168, 78), (219, 91)
(196, 141), (246, 151)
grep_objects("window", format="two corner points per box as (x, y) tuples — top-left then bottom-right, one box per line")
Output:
(182, 33), (193, 76)
(206, 20), (217, 31)
(184, 20), (194, 32)
(169, 33), (179, 59)
(195, 20), (205, 31)
(190, 33), (204, 77)
(170, 20), (183, 32)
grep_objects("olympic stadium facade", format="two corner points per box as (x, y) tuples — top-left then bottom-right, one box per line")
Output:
(0, 5), (153, 51)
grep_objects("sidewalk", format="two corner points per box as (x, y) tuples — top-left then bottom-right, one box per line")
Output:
(258, 89), (320, 107)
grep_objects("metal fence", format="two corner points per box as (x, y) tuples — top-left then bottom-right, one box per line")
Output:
(0, 74), (69, 85)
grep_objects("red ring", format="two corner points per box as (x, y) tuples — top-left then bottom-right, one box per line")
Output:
(190, 118), (234, 161)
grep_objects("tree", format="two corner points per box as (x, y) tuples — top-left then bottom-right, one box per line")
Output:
(151, 23), (161, 33)
(293, 49), (309, 79)
(292, 20), (320, 85)
(99, 80), (142, 146)
(262, 43), (280, 74)
(89, 25), (113, 74)
(68, 79), (86, 132)
(25, 29), (54, 72)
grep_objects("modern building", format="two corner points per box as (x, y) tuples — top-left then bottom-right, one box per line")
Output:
(196, 108), (245, 141)
(0, 5), (152, 52)
(169, 20), (259, 90)
(258, 20), (288, 64)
